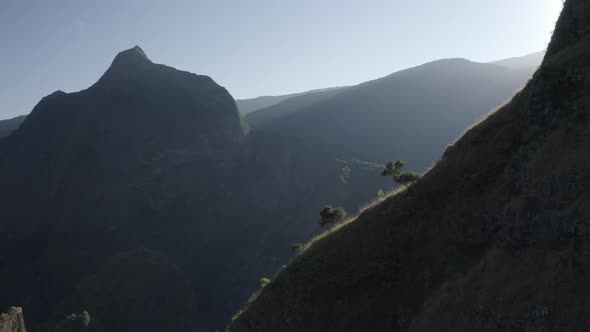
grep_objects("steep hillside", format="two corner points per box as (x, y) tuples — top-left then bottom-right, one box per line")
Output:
(230, 1), (590, 331)
(236, 87), (344, 115)
(246, 58), (537, 171)
(0, 115), (26, 139)
(0, 47), (386, 331)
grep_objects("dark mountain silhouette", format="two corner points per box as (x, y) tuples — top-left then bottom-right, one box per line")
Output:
(236, 87), (345, 115)
(0, 46), (385, 331)
(230, 1), (590, 331)
(489, 51), (545, 69)
(0, 45), (245, 234)
(246, 58), (539, 171)
(0, 115), (26, 139)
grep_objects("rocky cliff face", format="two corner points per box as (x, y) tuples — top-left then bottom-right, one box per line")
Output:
(0, 308), (26, 332)
(230, 1), (590, 331)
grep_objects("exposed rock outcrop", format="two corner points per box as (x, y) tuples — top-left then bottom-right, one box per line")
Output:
(0, 307), (26, 332)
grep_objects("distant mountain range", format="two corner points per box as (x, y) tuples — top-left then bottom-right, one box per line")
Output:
(0, 52), (543, 141)
(238, 52), (543, 119)
(245, 56), (541, 170)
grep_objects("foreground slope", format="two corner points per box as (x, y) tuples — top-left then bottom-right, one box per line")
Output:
(246, 58), (538, 170)
(231, 1), (590, 330)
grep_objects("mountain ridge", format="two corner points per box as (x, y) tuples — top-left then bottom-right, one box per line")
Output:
(488, 51), (545, 69)
(246, 56), (538, 172)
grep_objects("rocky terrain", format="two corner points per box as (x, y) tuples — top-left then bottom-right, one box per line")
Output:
(0, 307), (26, 332)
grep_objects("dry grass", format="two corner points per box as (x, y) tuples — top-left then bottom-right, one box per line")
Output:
(233, 185), (409, 317)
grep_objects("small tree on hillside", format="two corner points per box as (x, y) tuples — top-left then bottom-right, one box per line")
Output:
(260, 277), (271, 288)
(290, 243), (303, 254)
(381, 160), (422, 189)
(54, 310), (91, 332)
(319, 206), (347, 227)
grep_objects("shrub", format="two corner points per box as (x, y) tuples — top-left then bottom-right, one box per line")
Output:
(319, 206), (347, 227)
(260, 278), (271, 287)
(381, 160), (422, 189)
(291, 243), (303, 253)
(54, 310), (91, 332)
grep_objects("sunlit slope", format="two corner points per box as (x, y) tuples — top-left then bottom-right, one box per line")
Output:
(230, 1), (590, 330)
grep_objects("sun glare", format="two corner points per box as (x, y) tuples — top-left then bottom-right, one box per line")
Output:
(549, 0), (565, 22)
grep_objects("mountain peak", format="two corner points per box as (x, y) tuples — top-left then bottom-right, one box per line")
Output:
(110, 45), (151, 68)
(94, 46), (154, 87)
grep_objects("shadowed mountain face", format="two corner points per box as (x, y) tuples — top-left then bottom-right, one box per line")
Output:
(0, 115), (26, 139)
(246, 58), (538, 171)
(0, 46), (386, 331)
(0, 46), (245, 234)
(230, 1), (590, 331)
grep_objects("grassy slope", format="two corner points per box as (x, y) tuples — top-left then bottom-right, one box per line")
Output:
(230, 1), (590, 330)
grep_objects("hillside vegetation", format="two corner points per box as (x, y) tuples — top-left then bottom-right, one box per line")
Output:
(230, 1), (590, 330)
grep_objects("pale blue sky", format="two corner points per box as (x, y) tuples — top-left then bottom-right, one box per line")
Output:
(0, 0), (563, 119)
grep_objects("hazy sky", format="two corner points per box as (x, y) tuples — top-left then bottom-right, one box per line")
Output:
(0, 0), (563, 119)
